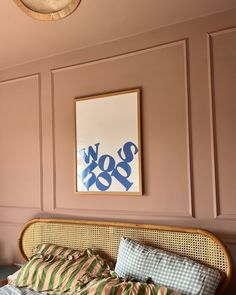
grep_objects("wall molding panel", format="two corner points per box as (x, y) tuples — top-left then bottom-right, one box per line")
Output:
(0, 73), (43, 212)
(207, 27), (236, 220)
(0, 73), (40, 86)
(182, 39), (194, 218)
(51, 39), (194, 219)
(53, 208), (194, 220)
(51, 39), (187, 73)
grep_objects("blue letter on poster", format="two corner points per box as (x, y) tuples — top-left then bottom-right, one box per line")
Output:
(78, 141), (138, 191)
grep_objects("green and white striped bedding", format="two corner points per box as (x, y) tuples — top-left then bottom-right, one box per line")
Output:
(78, 271), (182, 295)
(1, 243), (183, 295)
(34, 244), (84, 261)
(0, 274), (182, 295)
(15, 247), (111, 294)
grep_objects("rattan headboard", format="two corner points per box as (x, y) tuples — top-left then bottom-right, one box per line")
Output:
(18, 218), (232, 293)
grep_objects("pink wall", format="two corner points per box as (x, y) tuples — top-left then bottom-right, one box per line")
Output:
(0, 9), (236, 292)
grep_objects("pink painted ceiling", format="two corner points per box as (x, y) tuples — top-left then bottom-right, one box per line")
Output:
(1, 0), (236, 70)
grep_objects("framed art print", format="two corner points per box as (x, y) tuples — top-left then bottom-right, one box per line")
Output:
(74, 88), (142, 195)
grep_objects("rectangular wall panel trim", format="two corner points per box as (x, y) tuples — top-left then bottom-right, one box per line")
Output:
(51, 39), (194, 219)
(0, 73), (43, 211)
(207, 27), (236, 220)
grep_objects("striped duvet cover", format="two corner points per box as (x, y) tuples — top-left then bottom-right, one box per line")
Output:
(0, 272), (181, 295)
(77, 272), (181, 295)
(0, 244), (182, 295)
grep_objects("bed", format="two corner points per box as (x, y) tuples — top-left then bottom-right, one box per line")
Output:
(1, 218), (232, 294)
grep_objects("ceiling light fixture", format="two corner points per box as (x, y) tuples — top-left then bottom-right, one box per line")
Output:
(13, 0), (81, 21)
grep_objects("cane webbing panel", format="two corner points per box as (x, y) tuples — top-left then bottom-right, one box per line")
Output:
(18, 219), (232, 293)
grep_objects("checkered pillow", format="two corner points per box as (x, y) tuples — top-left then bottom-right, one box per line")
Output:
(115, 237), (221, 295)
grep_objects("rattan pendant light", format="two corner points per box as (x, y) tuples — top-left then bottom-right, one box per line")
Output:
(13, 0), (81, 20)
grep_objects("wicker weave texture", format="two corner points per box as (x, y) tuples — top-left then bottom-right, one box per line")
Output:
(21, 221), (228, 275)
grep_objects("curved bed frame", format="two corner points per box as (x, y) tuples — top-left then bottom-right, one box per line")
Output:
(18, 218), (232, 294)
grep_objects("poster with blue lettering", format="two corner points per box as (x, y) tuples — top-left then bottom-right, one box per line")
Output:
(74, 88), (142, 195)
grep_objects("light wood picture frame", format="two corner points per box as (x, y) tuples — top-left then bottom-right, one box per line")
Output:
(74, 88), (142, 195)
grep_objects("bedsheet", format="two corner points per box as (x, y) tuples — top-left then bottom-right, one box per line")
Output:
(0, 285), (44, 295)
